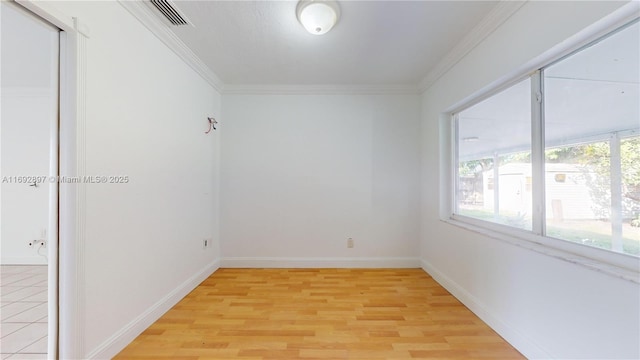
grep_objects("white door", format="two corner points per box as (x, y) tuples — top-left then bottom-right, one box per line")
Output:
(1, 1), (60, 357)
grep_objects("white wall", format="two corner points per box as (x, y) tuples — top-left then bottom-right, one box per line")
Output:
(1, 94), (52, 265)
(1, 2), (58, 265)
(421, 1), (639, 359)
(220, 94), (420, 267)
(33, 1), (222, 357)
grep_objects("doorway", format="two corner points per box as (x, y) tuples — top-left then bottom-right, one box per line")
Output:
(1, 1), (60, 358)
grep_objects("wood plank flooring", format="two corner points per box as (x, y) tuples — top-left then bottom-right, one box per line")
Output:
(114, 269), (524, 359)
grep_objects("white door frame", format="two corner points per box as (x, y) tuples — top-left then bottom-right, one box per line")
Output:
(14, 1), (87, 358)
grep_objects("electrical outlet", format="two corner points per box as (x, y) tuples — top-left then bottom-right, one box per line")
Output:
(347, 237), (354, 248)
(27, 240), (35, 248)
(39, 240), (47, 248)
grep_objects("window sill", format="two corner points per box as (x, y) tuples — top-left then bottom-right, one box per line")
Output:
(443, 216), (640, 284)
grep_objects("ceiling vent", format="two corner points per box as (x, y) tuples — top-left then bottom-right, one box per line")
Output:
(149, 0), (190, 26)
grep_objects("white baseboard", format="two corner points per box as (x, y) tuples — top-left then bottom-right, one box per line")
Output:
(220, 257), (420, 268)
(1, 257), (48, 265)
(86, 259), (220, 359)
(420, 259), (549, 359)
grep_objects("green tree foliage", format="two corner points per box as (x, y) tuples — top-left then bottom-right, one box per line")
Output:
(458, 159), (493, 177)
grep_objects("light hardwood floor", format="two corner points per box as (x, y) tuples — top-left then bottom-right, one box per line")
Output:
(115, 268), (524, 359)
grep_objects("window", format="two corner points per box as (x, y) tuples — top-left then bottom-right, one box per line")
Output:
(456, 78), (532, 231)
(454, 20), (640, 257)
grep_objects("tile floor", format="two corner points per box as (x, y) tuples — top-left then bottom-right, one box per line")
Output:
(0, 265), (48, 359)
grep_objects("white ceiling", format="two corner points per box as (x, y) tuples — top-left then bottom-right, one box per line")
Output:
(168, 0), (498, 85)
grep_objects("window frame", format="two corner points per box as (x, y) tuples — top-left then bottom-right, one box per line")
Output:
(448, 18), (640, 281)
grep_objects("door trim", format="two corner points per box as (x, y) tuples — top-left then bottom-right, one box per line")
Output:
(14, 1), (87, 358)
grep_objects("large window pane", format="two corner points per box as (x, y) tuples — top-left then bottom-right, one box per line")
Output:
(457, 78), (532, 230)
(544, 22), (640, 255)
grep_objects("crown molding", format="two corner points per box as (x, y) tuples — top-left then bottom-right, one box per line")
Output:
(118, 0), (224, 92)
(418, 0), (527, 93)
(118, 0), (524, 96)
(221, 84), (420, 95)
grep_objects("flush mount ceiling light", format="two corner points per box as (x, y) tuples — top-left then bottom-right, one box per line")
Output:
(296, 0), (340, 35)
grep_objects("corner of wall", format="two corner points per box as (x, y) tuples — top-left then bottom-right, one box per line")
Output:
(86, 259), (221, 359)
(419, 259), (550, 359)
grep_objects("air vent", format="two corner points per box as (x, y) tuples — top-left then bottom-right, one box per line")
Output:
(149, 0), (190, 26)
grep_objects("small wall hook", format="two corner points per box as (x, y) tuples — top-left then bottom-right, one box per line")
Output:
(205, 117), (218, 134)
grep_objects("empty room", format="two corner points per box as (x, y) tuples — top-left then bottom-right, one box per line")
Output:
(0, 0), (638, 359)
